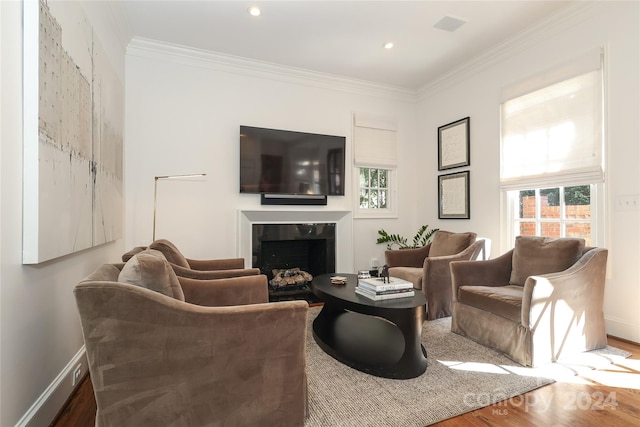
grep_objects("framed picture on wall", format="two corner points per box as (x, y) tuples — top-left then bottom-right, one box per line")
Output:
(438, 117), (470, 170)
(438, 171), (470, 219)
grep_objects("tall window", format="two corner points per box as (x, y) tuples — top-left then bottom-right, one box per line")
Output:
(500, 48), (604, 246)
(353, 113), (397, 217)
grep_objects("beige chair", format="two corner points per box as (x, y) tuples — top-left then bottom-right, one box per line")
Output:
(385, 230), (486, 320)
(75, 251), (308, 427)
(450, 236), (608, 367)
(122, 238), (260, 279)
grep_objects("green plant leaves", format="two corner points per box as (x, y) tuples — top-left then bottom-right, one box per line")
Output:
(377, 225), (439, 250)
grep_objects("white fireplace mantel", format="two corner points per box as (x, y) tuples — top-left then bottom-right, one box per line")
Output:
(238, 210), (354, 274)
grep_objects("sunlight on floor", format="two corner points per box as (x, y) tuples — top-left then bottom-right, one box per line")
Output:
(438, 360), (510, 374)
(437, 356), (640, 390)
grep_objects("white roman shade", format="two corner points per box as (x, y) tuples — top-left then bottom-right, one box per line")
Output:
(353, 113), (397, 168)
(500, 48), (604, 190)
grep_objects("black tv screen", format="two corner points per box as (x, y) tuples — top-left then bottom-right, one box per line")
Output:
(240, 125), (345, 196)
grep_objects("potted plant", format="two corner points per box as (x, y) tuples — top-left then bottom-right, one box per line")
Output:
(376, 225), (439, 250)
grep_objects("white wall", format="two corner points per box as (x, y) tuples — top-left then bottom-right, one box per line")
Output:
(416, 2), (640, 341)
(125, 41), (420, 273)
(0, 1), (130, 425)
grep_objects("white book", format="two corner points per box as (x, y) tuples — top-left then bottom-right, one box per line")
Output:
(355, 286), (415, 301)
(358, 276), (414, 292)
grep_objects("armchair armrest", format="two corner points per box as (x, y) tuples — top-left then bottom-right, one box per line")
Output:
(75, 283), (308, 426)
(422, 239), (486, 320)
(522, 247), (608, 329)
(186, 257), (245, 271)
(385, 244), (431, 268)
(450, 249), (514, 301)
(178, 274), (269, 306)
(170, 263), (261, 280)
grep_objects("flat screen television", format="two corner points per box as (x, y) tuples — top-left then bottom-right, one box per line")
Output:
(240, 125), (346, 196)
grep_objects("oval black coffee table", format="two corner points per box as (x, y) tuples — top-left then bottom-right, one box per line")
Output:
(311, 273), (427, 379)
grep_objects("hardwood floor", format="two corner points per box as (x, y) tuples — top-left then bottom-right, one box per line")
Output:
(51, 373), (96, 427)
(52, 336), (640, 427)
(434, 336), (640, 427)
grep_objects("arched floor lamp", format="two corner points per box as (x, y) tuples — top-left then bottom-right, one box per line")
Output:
(153, 173), (206, 241)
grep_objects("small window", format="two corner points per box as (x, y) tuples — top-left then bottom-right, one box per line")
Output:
(359, 167), (388, 209)
(354, 167), (397, 218)
(353, 113), (398, 218)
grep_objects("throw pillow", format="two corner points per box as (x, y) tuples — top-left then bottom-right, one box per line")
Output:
(429, 231), (476, 257)
(509, 236), (585, 286)
(118, 252), (185, 301)
(149, 239), (190, 268)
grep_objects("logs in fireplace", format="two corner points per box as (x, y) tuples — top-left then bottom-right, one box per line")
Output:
(270, 268), (313, 288)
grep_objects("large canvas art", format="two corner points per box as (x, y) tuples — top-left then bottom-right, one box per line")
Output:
(23, 0), (123, 264)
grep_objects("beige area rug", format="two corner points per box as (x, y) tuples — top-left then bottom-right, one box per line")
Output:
(303, 306), (630, 427)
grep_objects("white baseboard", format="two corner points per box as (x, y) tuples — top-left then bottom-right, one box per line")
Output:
(15, 346), (87, 427)
(605, 316), (640, 343)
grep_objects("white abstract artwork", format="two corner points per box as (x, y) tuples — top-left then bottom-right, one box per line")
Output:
(23, 0), (123, 264)
(438, 171), (470, 219)
(438, 117), (470, 171)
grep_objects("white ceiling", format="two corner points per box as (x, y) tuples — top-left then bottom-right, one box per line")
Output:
(122, 1), (575, 91)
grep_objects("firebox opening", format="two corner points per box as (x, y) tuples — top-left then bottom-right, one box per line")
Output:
(252, 223), (336, 302)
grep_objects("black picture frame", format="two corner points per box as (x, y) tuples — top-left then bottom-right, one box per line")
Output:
(438, 171), (470, 219)
(438, 117), (470, 171)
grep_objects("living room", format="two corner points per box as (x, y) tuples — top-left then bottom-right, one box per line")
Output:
(1, 1), (639, 426)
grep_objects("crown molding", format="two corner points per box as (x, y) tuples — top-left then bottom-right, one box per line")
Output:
(416, 1), (597, 100)
(127, 37), (418, 103)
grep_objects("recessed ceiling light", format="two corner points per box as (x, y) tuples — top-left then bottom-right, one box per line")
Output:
(384, 42), (394, 49)
(248, 6), (261, 17)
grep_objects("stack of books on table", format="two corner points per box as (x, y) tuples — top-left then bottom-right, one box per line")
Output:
(355, 277), (415, 301)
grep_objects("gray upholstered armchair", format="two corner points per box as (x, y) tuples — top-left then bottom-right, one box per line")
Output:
(75, 251), (308, 426)
(450, 236), (608, 367)
(122, 238), (260, 279)
(385, 230), (486, 320)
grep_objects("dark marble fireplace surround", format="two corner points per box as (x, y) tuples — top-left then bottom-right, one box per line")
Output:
(252, 223), (336, 283)
(239, 210), (353, 301)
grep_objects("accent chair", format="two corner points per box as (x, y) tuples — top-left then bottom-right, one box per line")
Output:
(122, 238), (260, 279)
(450, 236), (608, 367)
(384, 230), (486, 320)
(75, 251), (308, 426)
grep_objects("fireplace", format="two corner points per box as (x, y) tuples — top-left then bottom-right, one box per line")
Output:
(252, 223), (335, 302)
(253, 223), (336, 279)
(238, 210), (353, 302)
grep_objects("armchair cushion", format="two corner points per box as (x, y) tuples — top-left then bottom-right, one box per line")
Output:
(458, 285), (523, 322)
(118, 251), (185, 301)
(429, 231), (476, 257)
(149, 239), (190, 268)
(509, 236), (585, 286)
(178, 275), (269, 307)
